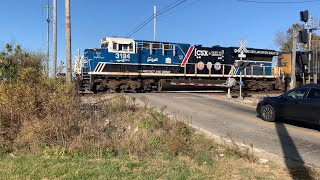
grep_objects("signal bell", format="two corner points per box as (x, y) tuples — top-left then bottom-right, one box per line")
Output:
(300, 10), (309, 23)
(234, 61), (250, 70)
(234, 61), (244, 68)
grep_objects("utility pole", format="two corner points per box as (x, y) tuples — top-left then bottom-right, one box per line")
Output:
(315, 38), (318, 84)
(52, 0), (57, 78)
(307, 15), (313, 84)
(45, 0), (50, 77)
(153, 3), (157, 41)
(290, 30), (298, 90)
(65, 0), (72, 83)
(312, 38), (318, 84)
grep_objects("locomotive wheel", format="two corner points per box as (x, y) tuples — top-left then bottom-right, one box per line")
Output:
(119, 84), (129, 92)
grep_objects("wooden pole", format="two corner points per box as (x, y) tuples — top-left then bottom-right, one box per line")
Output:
(65, 0), (72, 82)
(290, 30), (298, 90)
(52, 0), (57, 77)
(46, 0), (50, 77)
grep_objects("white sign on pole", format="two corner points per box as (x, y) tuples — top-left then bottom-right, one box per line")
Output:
(234, 39), (249, 60)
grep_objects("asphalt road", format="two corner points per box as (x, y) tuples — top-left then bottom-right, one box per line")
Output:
(129, 92), (320, 167)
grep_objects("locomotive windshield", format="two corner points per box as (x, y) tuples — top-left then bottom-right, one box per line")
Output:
(101, 42), (108, 48)
(118, 43), (134, 52)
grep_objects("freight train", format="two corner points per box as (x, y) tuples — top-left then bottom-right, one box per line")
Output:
(74, 37), (284, 93)
(278, 51), (320, 86)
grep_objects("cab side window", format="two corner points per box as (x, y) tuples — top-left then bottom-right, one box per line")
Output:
(307, 88), (320, 99)
(284, 88), (309, 99)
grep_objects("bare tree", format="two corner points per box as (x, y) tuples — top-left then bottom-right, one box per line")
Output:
(274, 23), (304, 52)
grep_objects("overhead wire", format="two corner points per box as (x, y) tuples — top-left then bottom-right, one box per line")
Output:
(125, 0), (187, 38)
(125, 0), (186, 37)
(159, 0), (201, 19)
(238, 0), (320, 3)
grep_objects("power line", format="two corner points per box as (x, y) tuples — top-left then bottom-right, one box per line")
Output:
(159, 0), (201, 19)
(127, 0), (187, 37)
(238, 0), (320, 3)
(125, 0), (185, 37)
(125, 0), (187, 38)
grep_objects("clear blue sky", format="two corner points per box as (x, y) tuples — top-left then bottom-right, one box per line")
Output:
(0, 0), (319, 67)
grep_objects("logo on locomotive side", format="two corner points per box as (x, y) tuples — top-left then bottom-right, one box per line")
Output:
(147, 57), (159, 62)
(194, 48), (224, 59)
(195, 49), (209, 59)
(214, 62), (222, 70)
(165, 57), (172, 64)
(94, 52), (105, 59)
(207, 62), (213, 70)
(197, 61), (205, 70)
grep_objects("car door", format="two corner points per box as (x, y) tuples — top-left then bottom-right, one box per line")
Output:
(302, 88), (320, 124)
(281, 88), (310, 120)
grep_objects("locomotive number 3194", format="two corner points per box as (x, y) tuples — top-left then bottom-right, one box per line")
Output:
(115, 53), (130, 59)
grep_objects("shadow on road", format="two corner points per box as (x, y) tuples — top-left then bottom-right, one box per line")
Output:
(257, 114), (319, 131)
(275, 122), (314, 179)
(279, 118), (320, 131)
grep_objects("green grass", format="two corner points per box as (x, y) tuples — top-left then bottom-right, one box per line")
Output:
(0, 155), (187, 179)
(0, 154), (298, 180)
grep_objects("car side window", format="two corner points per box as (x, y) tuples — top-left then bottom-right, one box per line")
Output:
(284, 88), (309, 99)
(307, 88), (320, 99)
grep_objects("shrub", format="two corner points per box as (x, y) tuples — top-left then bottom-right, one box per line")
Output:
(0, 43), (258, 165)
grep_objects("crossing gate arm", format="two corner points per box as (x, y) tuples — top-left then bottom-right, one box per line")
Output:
(170, 78), (236, 88)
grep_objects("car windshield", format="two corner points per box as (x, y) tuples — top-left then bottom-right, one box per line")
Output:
(283, 88), (309, 99)
(307, 88), (320, 99)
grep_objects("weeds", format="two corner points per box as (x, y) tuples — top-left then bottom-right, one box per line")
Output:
(226, 133), (257, 163)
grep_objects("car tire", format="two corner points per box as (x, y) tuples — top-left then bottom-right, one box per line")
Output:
(261, 104), (276, 122)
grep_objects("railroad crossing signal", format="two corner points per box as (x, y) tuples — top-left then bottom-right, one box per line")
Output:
(299, 29), (308, 44)
(234, 39), (249, 59)
(300, 10), (309, 23)
(234, 39), (250, 100)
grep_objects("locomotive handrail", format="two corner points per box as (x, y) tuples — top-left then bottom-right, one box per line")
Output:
(182, 63), (235, 77)
(182, 62), (272, 78)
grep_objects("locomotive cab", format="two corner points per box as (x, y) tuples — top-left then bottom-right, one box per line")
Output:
(100, 37), (136, 54)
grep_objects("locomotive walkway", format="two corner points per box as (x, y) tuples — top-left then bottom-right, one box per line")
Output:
(129, 93), (320, 169)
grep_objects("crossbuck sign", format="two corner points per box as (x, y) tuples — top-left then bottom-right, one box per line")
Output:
(234, 39), (249, 60)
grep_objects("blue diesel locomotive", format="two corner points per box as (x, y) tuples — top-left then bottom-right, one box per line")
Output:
(74, 37), (282, 92)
